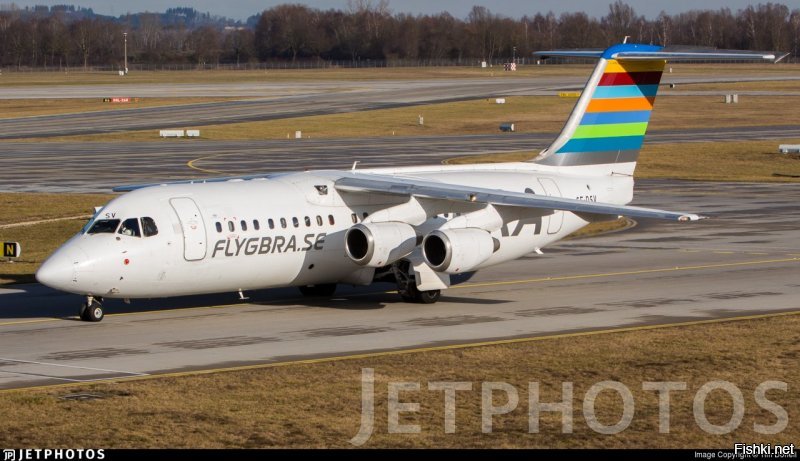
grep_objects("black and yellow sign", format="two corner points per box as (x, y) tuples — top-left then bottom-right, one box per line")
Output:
(3, 241), (20, 258)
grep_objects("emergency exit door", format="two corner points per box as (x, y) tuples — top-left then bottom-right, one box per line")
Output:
(170, 197), (207, 261)
(538, 178), (564, 234)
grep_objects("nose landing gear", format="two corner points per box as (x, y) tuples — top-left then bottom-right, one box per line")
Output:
(79, 296), (104, 322)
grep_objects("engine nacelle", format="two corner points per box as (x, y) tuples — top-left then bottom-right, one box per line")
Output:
(345, 222), (418, 267)
(422, 228), (497, 274)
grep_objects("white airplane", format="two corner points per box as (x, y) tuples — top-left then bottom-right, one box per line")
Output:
(36, 44), (775, 321)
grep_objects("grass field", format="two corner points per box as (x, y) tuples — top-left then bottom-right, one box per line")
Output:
(447, 140), (800, 182)
(0, 312), (796, 448)
(0, 193), (114, 284)
(0, 65), (591, 86)
(1, 63), (797, 86)
(29, 92), (799, 143)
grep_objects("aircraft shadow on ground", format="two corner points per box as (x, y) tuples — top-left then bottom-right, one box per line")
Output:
(0, 282), (510, 320)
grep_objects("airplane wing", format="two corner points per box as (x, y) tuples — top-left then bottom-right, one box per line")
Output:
(333, 172), (705, 222)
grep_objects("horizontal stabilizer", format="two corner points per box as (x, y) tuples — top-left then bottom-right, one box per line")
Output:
(535, 44), (776, 62)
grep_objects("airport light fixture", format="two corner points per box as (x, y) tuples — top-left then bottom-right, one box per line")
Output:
(123, 32), (128, 74)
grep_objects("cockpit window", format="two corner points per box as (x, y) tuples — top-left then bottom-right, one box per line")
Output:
(118, 218), (141, 237)
(87, 219), (120, 234)
(142, 217), (158, 237)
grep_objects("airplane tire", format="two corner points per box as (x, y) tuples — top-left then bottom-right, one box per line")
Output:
(298, 283), (337, 297)
(414, 289), (441, 304)
(80, 301), (104, 322)
(79, 303), (90, 321)
(399, 283), (440, 304)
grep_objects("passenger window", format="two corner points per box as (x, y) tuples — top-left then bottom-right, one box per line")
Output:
(363, 212), (369, 219)
(328, 214), (335, 225)
(280, 218), (287, 229)
(118, 218), (141, 237)
(351, 213), (358, 223)
(228, 221), (234, 232)
(142, 217), (159, 237)
(253, 220), (260, 231)
(316, 216), (323, 226)
(215, 222), (222, 233)
(268, 219), (275, 230)
(292, 217), (299, 228)
(241, 220), (248, 231)
(304, 216), (311, 227)
(87, 219), (120, 234)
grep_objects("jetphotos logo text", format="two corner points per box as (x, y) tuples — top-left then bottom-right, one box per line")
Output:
(350, 368), (790, 446)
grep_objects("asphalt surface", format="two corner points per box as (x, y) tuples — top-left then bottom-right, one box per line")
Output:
(0, 70), (798, 390)
(1, 74), (798, 139)
(1, 125), (799, 193)
(0, 180), (798, 390)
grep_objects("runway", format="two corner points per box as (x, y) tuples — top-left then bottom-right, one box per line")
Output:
(1, 74), (798, 139)
(1, 180), (798, 390)
(2, 125), (800, 193)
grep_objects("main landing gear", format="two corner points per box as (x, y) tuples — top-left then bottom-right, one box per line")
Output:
(79, 296), (104, 322)
(393, 261), (441, 304)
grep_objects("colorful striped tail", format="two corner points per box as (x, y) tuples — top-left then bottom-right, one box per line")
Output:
(534, 52), (664, 169)
(530, 44), (774, 172)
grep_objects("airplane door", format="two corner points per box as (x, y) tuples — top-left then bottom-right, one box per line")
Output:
(170, 197), (207, 261)
(538, 178), (564, 235)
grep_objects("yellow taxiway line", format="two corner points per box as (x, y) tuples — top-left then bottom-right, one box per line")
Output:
(1, 256), (797, 328)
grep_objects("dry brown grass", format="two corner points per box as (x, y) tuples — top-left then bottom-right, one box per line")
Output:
(637, 141), (800, 181)
(37, 93), (800, 143)
(0, 65), (593, 86)
(0, 193), (115, 225)
(674, 80), (800, 92)
(0, 219), (86, 284)
(1, 63), (796, 87)
(0, 193), (115, 284)
(447, 140), (800, 183)
(567, 217), (632, 239)
(0, 312), (796, 448)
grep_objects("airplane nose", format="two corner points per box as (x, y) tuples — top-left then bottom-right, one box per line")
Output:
(36, 244), (87, 292)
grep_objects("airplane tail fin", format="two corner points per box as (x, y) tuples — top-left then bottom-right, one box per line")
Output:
(530, 44), (775, 174)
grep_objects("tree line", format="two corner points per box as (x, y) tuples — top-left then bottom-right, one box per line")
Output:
(0, 1), (798, 69)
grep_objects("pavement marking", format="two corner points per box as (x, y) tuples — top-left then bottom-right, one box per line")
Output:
(1, 309), (798, 394)
(186, 155), (226, 174)
(0, 371), (141, 384)
(450, 256), (800, 290)
(1, 256), (798, 328)
(0, 357), (148, 384)
(0, 215), (91, 229)
(0, 318), (62, 327)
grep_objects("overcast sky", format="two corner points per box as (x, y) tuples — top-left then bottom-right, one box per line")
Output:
(9, 0), (782, 21)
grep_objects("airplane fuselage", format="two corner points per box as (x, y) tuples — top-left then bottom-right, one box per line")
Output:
(38, 163), (633, 299)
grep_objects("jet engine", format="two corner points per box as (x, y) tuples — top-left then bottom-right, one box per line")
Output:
(345, 222), (417, 267)
(422, 228), (498, 274)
